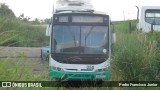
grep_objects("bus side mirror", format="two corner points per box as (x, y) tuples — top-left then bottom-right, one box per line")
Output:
(112, 33), (116, 43)
(46, 24), (51, 36)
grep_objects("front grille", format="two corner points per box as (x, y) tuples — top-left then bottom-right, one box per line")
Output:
(66, 74), (92, 78)
(81, 69), (93, 71)
(66, 69), (78, 71)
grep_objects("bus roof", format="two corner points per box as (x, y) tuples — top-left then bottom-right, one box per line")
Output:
(54, 0), (94, 13)
(141, 6), (160, 11)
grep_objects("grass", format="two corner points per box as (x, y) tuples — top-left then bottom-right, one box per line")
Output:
(0, 53), (48, 81)
(0, 52), (55, 90)
(112, 24), (160, 81)
(110, 20), (160, 90)
(0, 16), (49, 47)
(0, 16), (57, 90)
(1, 17), (160, 90)
(112, 20), (137, 33)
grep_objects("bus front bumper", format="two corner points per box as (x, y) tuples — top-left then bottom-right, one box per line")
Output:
(49, 69), (110, 80)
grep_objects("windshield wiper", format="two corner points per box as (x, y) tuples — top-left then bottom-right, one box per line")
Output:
(84, 26), (94, 47)
(68, 26), (77, 47)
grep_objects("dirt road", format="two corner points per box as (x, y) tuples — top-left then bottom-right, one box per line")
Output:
(0, 47), (48, 76)
(0, 47), (41, 58)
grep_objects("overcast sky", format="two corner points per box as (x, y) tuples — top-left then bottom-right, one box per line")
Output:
(1, 0), (160, 21)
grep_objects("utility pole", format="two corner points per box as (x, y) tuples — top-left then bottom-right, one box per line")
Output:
(135, 6), (139, 23)
(123, 11), (125, 21)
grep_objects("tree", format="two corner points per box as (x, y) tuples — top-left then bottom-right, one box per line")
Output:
(0, 3), (15, 17)
(18, 13), (30, 22)
(18, 13), (24, 20)
(32, 18), (40, 25)
(44, 18), (51, 24)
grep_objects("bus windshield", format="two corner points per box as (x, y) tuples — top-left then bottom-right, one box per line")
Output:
(52, 25), (108, 54)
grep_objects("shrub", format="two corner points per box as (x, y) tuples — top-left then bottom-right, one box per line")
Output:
(112, 29), (160, 81)
(0, 16), (49, 47)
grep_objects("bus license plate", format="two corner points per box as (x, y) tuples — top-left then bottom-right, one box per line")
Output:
(95, 74), (106, 78)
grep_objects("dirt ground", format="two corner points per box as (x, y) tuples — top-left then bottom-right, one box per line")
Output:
(0, 47), (48, 75)
(0, 47), (41, 58)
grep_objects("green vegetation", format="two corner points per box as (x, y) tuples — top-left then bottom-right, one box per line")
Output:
(0, 3), (15, 17)
(112, 20), (137, 33)
(112, 20), (160, 81)
(110, 20), (160, 90)
(0, 3), (49, 47)
(0, 3), (50, 89)
(0, 53), (47, 81)
(1, 3), (160, 90)
(0, 16), (49, 47)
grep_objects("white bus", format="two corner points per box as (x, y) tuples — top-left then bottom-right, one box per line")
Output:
(139, 6), (160, 32)
(47, 0), (111, 81)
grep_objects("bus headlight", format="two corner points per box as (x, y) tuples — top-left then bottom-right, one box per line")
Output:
(51, 66), (64, 71)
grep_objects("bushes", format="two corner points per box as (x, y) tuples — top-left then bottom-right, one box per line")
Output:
(112, 20), (137, 33)
(0, 16), (49, 47)
(0, 52), (48, 81)
(112, 23), (160, 81)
